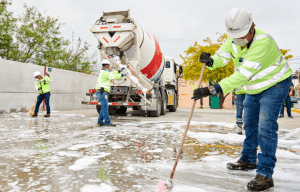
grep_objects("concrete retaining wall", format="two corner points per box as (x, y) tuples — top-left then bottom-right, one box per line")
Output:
(0, 60), (98, 113)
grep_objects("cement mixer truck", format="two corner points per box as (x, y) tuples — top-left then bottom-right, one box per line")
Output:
(82, 10), (183, 117)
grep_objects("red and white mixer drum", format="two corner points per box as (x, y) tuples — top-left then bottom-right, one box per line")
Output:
(135, 23), (165, 82)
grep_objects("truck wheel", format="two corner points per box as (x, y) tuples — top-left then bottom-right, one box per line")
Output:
(96, 105), (101, 114)
(117, 106), (127, 114)
(169, 92), (177, 112)
(141, 110), (149, 117)
(109, 106), (117, 115)
(149, 91), (161, 117)
(161, 92), (167, 115)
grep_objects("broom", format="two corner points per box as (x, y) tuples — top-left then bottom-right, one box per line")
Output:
(156, 63), (206, 192)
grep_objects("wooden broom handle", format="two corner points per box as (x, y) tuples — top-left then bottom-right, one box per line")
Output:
(170, 63), (206, 179)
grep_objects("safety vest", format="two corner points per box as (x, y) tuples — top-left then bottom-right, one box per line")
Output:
(35, 76), (53, 94)
(209, 27), (292, 95)
(96, 70), (122, 92)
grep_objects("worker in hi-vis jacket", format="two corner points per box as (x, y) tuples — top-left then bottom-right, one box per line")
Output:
(95, 59), (128, 127)
(192, 7), (292, 191)
(32, 71), (53, 117)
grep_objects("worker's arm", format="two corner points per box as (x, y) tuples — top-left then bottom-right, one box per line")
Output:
(35, 82), (38, 91)
(192, 37), (279, 99)
(206, 38), (232, 70)
(44, 73), (53, 83)
(289, 85), (294, 96)
(218, 37), (278, 94)
(106, 71), (122, 80)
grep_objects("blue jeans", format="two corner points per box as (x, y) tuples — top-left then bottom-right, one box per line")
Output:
(34, 92), (51, 114)
(96, 91), (111, 125)
(240, 77), (291, 179)
(236, 94), (245, 125)
(280, 94), (292, 117)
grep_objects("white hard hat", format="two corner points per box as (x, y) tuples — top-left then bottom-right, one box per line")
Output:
(225, 7), (253, 38)
(34, 71), (42, 78)
(102, 59), (110, 65)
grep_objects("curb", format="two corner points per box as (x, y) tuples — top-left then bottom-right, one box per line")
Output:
(291, 108), (300, 114)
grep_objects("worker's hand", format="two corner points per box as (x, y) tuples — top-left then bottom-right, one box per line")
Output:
(200, 52), (213, 67)
(45, 72), (50, 77)
(191, 87), (211, 100)
(118, 67), (125, 73)
(121, 71), (128, 77)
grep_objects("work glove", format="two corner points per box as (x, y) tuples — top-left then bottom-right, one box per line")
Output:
(118, 67), (125, 73)
(45, 72), (50, 77)
(200, 52), (213, 67)
(121, 71), (128, 77)
(191, 87), (211, 100)
(100, 87), (105, 93)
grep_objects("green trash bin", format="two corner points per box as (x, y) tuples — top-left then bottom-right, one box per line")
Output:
(211, 97), (219, 109)
(284, 101), (296, 108)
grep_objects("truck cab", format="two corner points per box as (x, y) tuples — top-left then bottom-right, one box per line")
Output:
(163, 56), (181, 87)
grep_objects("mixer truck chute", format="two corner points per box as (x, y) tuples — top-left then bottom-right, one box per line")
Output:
(82, 10), (183, 117)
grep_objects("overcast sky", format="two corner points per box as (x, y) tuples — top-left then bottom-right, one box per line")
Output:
(8, 0), (300, 72)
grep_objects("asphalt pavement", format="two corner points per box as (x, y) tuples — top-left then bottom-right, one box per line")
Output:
(0, 108), (299, 192)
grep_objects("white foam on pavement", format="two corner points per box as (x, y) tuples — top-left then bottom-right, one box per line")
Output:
(68, 143), (106, 150)
(80, 183), (117, 192)
(69, 153), (110, 171)
(147, 148), (163, 153)
(187, 132), (245, 144)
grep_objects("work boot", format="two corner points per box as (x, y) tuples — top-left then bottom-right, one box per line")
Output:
(227, 159), (256, 170)
(32, 113), (38, 117)
(97, 123), (105, 127)
(288, 116), (293, 119)
(237, 124), (243, 135)
(44, 114), (50, 118)
(104, 124), (116, 127)
(247, 175), (274, 191)
(279, 114), (284, 118)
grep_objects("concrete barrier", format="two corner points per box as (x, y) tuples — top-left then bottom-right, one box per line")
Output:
(0, 59), (98, 113)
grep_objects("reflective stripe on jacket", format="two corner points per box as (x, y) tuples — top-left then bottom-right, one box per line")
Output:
(208, 27), (292, 95)
(35, 76), (53, 94)
(96, 70), (122, 92)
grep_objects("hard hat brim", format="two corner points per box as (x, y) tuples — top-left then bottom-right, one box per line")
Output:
(226, 21), (252, 38)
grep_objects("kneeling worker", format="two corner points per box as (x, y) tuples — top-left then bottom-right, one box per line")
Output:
(96, 59), (127, 127)
(192, 7), (292, 191)
(32, 71), (53, 117)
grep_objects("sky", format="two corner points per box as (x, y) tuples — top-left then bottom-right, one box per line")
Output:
(8, 0), (300, 72)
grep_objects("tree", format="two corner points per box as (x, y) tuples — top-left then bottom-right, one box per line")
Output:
(8, 4), (96, 73)
(13, 5), (69, 64)
(181, 33), (294, 109)
(0, 0), (17, 59)
(280, 49), (293, 60)
(51, 40), (97, 73)
(181, 33), (234, 108)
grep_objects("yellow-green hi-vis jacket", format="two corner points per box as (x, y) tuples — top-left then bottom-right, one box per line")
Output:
(96, 70), (122, 92)
(35, 76), (53, 94)
(207, 27), (292, 95)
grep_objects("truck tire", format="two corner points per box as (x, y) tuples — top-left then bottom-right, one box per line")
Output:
(141, 110), (149, 117)
(169, 92), (177, 112)
(117, 106), (127, 114)
(161, 92), (167, 115)
(109, 106), (117, 115)
(149, 91), (161, 117)
(96, 105), (101, 114)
